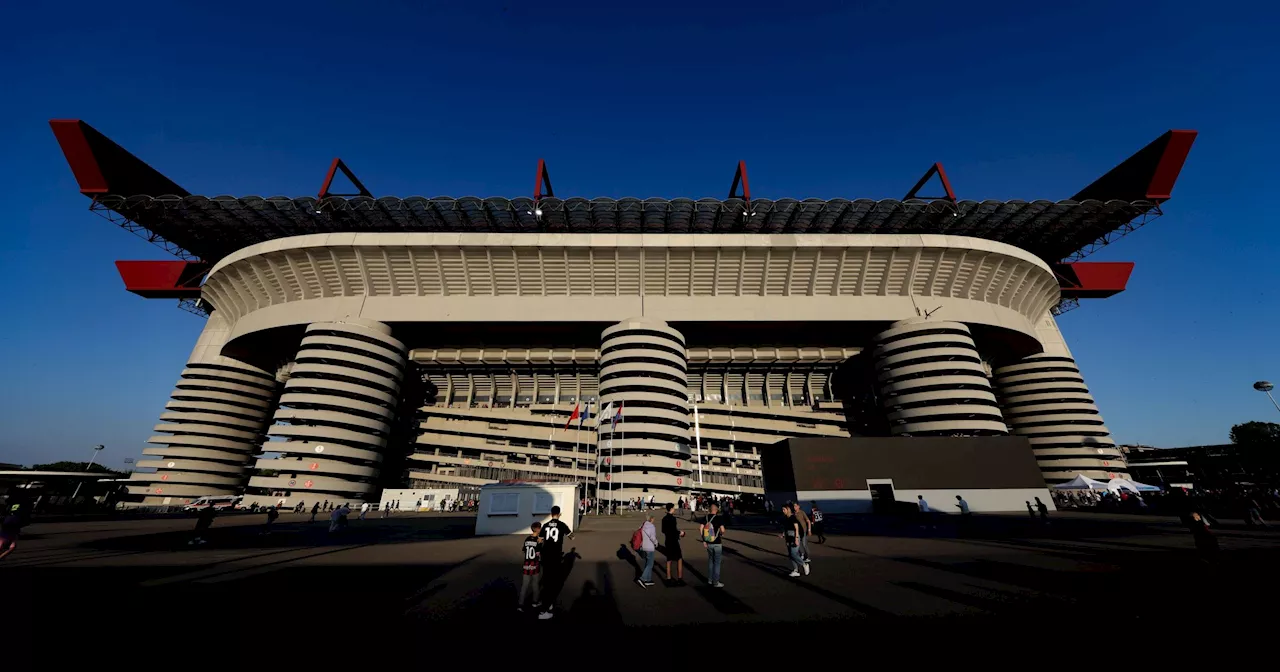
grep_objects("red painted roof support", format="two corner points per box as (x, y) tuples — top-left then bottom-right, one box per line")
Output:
(316, 158), (372, 199)
(1054, 262), (1135, 299)
(728, 161), (751, 201)
(1072, 130), (1198, 202)
(49, 120), (188, 197)
(903, 162), (956, 202)
(534, 159), (554, 200)
(115, 260), (209, 299)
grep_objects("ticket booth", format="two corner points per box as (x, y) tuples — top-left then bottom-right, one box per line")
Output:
(475, 481), (580, 536)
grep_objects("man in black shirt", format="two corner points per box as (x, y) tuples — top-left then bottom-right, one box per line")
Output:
(538, 505), (574, 612)
(779, 504), (807, 577)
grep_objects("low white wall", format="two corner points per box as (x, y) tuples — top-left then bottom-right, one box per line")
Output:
(781, 487), (1056, 514)
(475, 483), (580, 536)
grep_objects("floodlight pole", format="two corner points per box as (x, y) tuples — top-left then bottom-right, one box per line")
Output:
(1265, 390), (1280, 415)
(71, 445), (105, 501)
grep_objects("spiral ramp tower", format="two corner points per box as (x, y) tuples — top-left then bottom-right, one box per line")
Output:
(874, 319), (1008, 437)
(244, 319), (407, 506)
(993, 354), (1128, 483)
(128, 313), (278, 505)
(597, 318), (693, 504)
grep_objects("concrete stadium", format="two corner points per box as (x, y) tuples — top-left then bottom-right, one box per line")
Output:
(50, 121), (1196, 507)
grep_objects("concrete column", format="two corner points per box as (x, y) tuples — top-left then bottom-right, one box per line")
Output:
(243, 318), (407, 506)
(128, 312), (279, 505)
(873, 318), (1009, 437)
(993, 352), (1128, 484)
(597, 317), (692, 504)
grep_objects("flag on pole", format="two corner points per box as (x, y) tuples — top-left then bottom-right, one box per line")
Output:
(598, 401), (614, 427)
(580, 400), (591, 429)
(563, 403), (581, 431)
(612, 401), (624, 431)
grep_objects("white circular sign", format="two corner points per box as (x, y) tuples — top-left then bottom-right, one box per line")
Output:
(167, 462), (176, 468)
(315, 445), (325, 453)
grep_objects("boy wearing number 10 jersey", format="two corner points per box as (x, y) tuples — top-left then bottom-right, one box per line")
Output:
(519, 522), (549, 617)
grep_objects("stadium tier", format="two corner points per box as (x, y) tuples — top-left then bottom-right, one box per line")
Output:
(51, 121), (1194, 505)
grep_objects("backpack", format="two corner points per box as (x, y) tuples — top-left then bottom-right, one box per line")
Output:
(630, 526), (644, 551)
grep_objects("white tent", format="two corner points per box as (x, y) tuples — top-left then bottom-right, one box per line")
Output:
(1107, 478), (1161, 493)
(1053, 474), (1111, 491)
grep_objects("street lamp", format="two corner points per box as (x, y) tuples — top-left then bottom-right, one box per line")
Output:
(70, 445), (105, 501)
(1254, 381), (1280, 414)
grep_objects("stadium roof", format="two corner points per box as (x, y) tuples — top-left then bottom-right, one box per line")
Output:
(51, 121), (1196, 265)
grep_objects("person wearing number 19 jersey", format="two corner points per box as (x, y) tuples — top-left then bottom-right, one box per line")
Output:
(538, 505), (574, 614)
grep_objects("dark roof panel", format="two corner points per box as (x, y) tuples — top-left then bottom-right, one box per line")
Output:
(91, 194), (1161, 264)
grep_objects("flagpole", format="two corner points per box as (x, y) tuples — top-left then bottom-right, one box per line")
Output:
(593, 412), (604, 512)
(574, 401), (584, 489)
(619, 405), (625, 508)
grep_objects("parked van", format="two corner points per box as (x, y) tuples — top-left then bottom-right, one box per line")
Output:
(182, 495), (242, 512)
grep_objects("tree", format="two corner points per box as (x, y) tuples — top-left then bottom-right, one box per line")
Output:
(1229, 421), (1280, 446)
(30, 461), (121, 475)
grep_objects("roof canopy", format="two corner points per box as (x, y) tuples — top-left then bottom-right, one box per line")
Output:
(51, 120), (1196, 265)
(88, 194), (1163, 264)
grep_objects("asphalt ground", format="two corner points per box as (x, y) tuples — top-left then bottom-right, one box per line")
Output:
(6, 508), (1278, 659)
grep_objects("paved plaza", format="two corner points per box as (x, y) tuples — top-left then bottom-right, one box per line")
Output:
(7, 509), (1280, 637)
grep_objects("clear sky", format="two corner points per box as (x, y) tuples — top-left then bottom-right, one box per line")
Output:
(1, 0), (1277, 469)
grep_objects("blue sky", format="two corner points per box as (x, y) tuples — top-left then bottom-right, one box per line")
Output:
(1, 0), (1277, 468)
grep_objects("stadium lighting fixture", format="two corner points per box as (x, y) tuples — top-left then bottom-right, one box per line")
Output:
(70, 444), (106, 500)
(1254, 381), (1280, 414)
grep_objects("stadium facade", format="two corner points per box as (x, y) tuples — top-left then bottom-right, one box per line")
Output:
(51, 121), (1196, 506)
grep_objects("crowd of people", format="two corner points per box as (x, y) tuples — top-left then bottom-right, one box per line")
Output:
(611, 499), (825, 593)
(1052, 485), (1280, 526)
(578, 493), (747, 518)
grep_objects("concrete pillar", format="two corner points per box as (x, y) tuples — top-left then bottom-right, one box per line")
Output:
(597, 317), (692, 504)
(243, 318), (407, 506)
(128, 312), (279, 505)
(993, 353), (1128, 484)
(873, 319), (1008, 437)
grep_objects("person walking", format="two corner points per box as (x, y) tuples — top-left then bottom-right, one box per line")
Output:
(538, 505), (574, 616)
(310, 502), (320, 522)
(520, 521), (552, 619)
(809, 502), (826, 544)
(0, 509), (24, 560)
(700, 501), (727, 588)
(190, 503), (217, 545)
(323, 499), (330, 512)
(662, 503), (685, 585)
(955, 495), (971, 516)
(792, 502), (812, 566)
(359, 502), (370, 521)
(636, 514), (658, 588)
(1035, 497), (1050, 524)
(917, 495), (930, 513)
(779, 504), (807, 577)
(382, 501), (391, 518)
(262, 505), (279, 534)
(1187, 511), (1218, 562)
(1025, 500), (1036, 519)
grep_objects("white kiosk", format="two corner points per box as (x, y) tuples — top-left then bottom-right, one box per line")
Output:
(475, 481), (580, 536)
